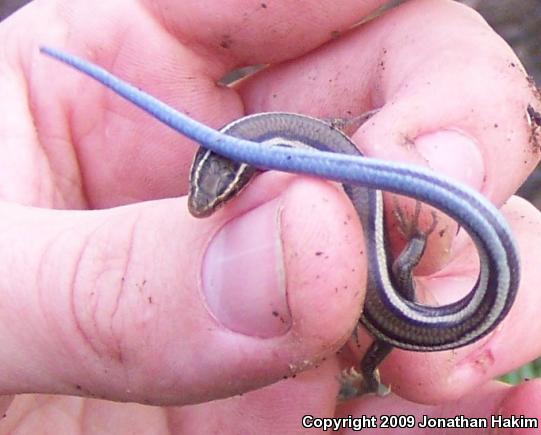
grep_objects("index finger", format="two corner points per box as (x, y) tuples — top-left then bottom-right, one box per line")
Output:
(3, 0), (386, 208)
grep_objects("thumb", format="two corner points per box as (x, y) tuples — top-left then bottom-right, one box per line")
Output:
(0, 172), (365, 405)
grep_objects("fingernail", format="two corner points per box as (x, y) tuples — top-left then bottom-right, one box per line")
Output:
(202, 198), (290, 338)
(415, 130), (484, 189)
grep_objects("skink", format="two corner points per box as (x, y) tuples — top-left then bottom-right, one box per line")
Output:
(40, 46), (520, 395)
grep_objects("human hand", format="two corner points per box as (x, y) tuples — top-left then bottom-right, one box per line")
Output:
(0, 0), (540, 433)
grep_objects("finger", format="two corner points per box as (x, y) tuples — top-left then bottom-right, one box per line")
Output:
(168, 358), (342, 434)
(349, 196), (541, 403)
(142, 0), (389, 64)
(239, 0), (538, 191)
(0, 173), (364, 405)
(1, 0), (387, 207)
(238, 0), (539, 271)
(337, 380), (541, 434)
(2, 358), (342, 433)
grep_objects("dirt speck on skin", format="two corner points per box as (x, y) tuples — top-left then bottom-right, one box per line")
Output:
(220, 34), (233, 49)
(528, 104), (541, 127)
(331, 30), (341, 39)
(527, 76), (541, 104)
(527, 104), (541, 152)
(526, 75), (541, 152)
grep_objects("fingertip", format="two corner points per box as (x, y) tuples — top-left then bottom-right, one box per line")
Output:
(200, 171), (366, 344)
(278, 175), (366, 343)
(168, 173), (367, 403)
